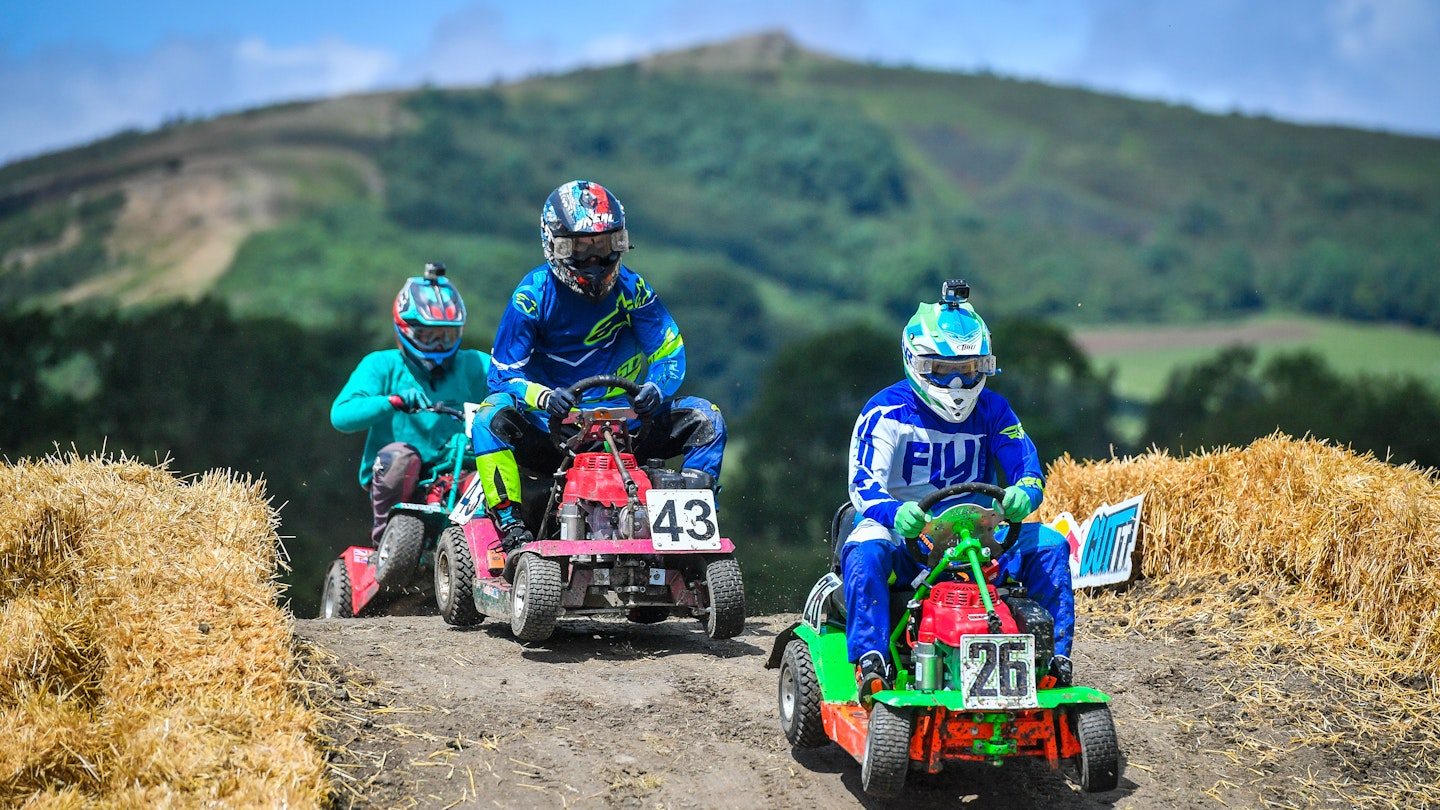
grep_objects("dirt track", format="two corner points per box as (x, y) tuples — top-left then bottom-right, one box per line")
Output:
(296, 601), (1355, 810)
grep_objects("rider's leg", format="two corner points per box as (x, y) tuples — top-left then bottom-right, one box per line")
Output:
(633, 395), (727, 483)
(470, 395), (538, 549)
(370, 442), (421, 545)
(996, 524), (1076, 682)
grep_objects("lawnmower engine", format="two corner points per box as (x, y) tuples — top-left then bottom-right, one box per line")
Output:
(911, 580), (1019, 691)
(555, 451), (654, 541)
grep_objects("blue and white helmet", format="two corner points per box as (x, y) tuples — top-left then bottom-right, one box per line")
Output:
(901, 297), (998, 422)
(541, 180), (630, 302)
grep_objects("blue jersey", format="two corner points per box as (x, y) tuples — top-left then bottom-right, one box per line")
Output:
(848, 381), (1045, 546)
(489, 265), (686, 424)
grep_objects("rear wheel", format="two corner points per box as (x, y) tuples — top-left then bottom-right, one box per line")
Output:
(700, 557), (746, 639)
(861, 702), (912, 798)
(778, 639), (827, 748)
(1072, 704), (1121, 792)
(435, 526), (482, 627)
(320, 559), (353, 618)
(374, 514), (426, 588)
(511, 553), (562, 642)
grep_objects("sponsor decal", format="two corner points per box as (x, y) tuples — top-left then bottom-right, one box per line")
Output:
(514, 291), (538, 315)
(1000, 423), (1026, 440)
(1050, 494), (1144, 588)
(352, 548), (371, 563)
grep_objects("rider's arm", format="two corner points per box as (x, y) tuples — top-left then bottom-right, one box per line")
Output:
(331, 353), (397, 433)
(989, 399), (1046, 511)
(626, 273), (686, 398)
(848, 403), (906, 530)
(487, 289), (552, 411)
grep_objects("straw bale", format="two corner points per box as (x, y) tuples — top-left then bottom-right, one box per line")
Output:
(0, 452), (328, 808)
(1042, 433), (1440, 677)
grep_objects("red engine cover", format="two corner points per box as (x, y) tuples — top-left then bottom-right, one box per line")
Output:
(916, 580), (1019, 645)
(562, 452), (653, 507)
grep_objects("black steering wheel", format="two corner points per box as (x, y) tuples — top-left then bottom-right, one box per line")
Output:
(909, 482), (1024, 566)
(547, 374), (645, 446)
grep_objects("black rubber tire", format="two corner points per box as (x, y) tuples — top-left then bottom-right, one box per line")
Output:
(700, 557), (746, 639)
(434, 526), (482, 627)
(778, 639), (827, 749)
(626, 606), (670, 624)
(511, 553), (562, 642)
(320, 558), (354, 618)
(1072, 703), (1122, 792)
(374, 514), (427, 589)
(861, 702), (913, 798)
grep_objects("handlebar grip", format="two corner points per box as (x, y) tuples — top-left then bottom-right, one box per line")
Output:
(564, 375), (641, 398)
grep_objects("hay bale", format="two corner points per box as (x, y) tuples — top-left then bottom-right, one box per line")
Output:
(1042, 433), (1440, 676)
(0, 453), (327, 808)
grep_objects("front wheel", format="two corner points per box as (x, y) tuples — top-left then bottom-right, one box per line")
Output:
(320, 559), (353, 618)
(778, 639), (827, 749)
(435, 526), (482, 627)
(1071, 704), (1122, 792)
(700, 557), (745, 639)
(374, 514), (426, 588)
(511, 553), (562, 642)
(861, 702), (913, 798)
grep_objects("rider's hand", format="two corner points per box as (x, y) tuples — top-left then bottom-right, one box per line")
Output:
(999, 486), (1033, 522)
(630, 382), (662, 416)
(540, 387), (578, 418)
(894, 501), (928, 539)
(388, 388), (432, 413)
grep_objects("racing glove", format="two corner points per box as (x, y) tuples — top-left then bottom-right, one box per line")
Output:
(630, 382), (662, 416)
(894, 501), (928, 539)
(388, 388), (432, 413)
(999, 485), (1033, 522)
(539, 387), (578, 418)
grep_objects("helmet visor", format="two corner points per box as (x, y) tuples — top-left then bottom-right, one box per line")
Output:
(910, 354), (995, 388)
(551, 229), (629, 262)
(406, 325), (462, 352)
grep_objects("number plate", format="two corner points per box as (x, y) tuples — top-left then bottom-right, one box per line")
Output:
(959, 634), (1038, 710)
(644, 489), (722, 550)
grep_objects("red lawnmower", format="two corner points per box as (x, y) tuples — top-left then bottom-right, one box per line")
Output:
(320, 403), (474, 619)
(432, 375), (745, 642)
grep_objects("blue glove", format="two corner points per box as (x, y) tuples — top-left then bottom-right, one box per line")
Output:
(999, 486), (1033, 522)
(388, 388), (432, 413)
(542, 387), (578, 418)
(630, 382), (663, 416)
(894, 501), (928, 539)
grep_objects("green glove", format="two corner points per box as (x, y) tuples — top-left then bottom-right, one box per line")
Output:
(894, 501), (929, 538)
(999, 486), (1033, 522)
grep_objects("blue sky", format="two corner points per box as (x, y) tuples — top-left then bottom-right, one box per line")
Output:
(3, 0), (1438, 165)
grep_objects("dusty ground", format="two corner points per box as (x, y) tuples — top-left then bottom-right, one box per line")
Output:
(295, 601), (1357, 810)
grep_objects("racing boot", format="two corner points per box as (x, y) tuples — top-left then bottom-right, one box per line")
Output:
(495, 502), (533, 553)
(855, 651), (894, 708)
(1046, 654), (1073, 688)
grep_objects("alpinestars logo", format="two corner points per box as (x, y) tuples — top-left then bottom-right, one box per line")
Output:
(1000, 424), (1026, 440)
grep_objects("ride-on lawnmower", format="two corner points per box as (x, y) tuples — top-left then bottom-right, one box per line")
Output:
(433, 374), (746, 643)
(320, 403), (474, 618)
(767, 482), (1121, 798)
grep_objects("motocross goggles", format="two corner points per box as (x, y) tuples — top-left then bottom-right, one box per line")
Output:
(403, 324), (463, 352)
(909, 353), (995, 388)
(551, 229), (629, 264)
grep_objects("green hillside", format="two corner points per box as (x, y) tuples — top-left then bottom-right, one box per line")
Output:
(3, 33), (1438, 413)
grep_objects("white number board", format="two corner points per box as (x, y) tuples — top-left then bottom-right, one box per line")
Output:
(960, 634), (1038, 710)
(644, 489), (722, 550)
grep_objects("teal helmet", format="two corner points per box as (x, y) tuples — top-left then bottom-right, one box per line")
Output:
(393, 263), (466, 372)
(902, 298), (997, 422)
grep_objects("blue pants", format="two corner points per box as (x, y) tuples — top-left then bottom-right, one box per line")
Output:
(841, 523), (1074, 664)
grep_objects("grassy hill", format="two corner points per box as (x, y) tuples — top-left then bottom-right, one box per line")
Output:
(3, 32), (1438, 412)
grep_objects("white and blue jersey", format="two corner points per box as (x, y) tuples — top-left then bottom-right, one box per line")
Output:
(848, 381), (1046, 547)
(489, 265), (686, 428)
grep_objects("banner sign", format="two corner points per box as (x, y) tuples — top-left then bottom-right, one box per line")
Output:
(1049, 494), (1144, 588)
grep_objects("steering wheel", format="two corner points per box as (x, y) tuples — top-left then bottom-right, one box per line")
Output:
(909, 482), (1024, 567)
(547, 375), (645, 446)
